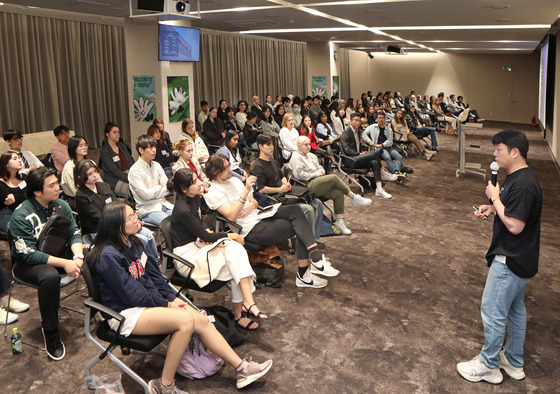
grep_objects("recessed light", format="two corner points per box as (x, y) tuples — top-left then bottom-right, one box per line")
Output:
(486, 5), (510, 10)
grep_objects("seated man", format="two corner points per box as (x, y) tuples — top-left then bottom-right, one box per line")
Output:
(457, 95), (482, 122)
(51, 125), (71, 174)
(3, 129), (43, 174)
(10, 167), (83, 361)
(204, 154), (339, 288)
(362, 111), (403, 175)
(252, 135), (325, 247)
(197, 100), (209, 129)
(340, 113), (392, 199)
(128, 135), (174, 226)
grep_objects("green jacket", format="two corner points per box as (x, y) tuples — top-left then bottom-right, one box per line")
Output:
(10, 198), (82, 265)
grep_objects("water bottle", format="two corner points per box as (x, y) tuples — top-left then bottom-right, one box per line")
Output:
(11, 327), (23, 355)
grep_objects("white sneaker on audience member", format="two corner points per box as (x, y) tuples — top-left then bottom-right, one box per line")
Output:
(381, 168), (398, 181)
(456, 356), (503, 384)
(0, 297), (30, 313)
(0, 307), (18, 325)
(375, 188), (392, 199)
(310, 255), (340, 277)
(351, 194), (372, 207)
(424, 151), (435, 161)
(334, 218), (351, 235)
(296, 270), (328, 288)
(499, 350), (525, 380)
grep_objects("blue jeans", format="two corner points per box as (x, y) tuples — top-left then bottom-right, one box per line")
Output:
(479, 259), (528, 368)
(414, 126), (438, 148)
(139, 205), (172, 227)
(379, 148), (402, 174)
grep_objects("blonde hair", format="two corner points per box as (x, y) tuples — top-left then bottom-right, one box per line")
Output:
(181, 118), (197, 139)
(281, 113), (294, 129)
(174, 139), (193, 152)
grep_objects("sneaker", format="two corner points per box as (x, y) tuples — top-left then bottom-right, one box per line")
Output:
(381, 168), (398, 181)
(375, 188), (392, 199)
(296, 270), (328, 288)
(499, 350), (525, 380)
(0, 307), (18, 325)
(0, 297), (30, 313)
(351, 194), (372, 207)
(148, 378), (188, 394)
(334, 219), (352, 235)
(477, 118), (485, 122)
(456, 356), (503, 384)
(42, 328), (65, 361)
(424, 151), (435, 161)
(236, 357), (273, 389)
(311, 255), (340, 277)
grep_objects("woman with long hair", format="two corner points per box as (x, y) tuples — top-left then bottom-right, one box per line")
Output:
(273, 104), (285, 126)
(331, 107), (347, 137)
(259, 106), (280, 138)
(202, 107), (226, 147)
(278, 113), (299, 160)
(86, 201), (272, 392)
(392, 109), (435, 160)
(216, 131), (247, 181)
(405, 106), (439, 152)
(172, 139), (209, 189)
(99, 122), (134, 198)
(0, 151), (26, 233)
(61, 135), (91, 198)
(217, 99), (228, 123)
(147, 123), (175, 178)
(170, 169), (266, 329)
(181, 118), (209, 164)
(235, 100), (249, 129)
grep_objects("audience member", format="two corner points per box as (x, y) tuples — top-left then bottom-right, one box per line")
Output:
(87, 201), (272, 393)
(300, 115), (330, 173)
(392, 109), (436, 160)
(0, 151), (27, 234)
(259, 106), (281, 138)
(273, 104), (286, 126)
(128, 135), (173, 227)
(181, 118), (209, 164)
(235, 100), (249, 129)
(99, 122), (134, 198)
(242, 111), (261, 149)
(0, 265), (29, 324)
(405, 106), (439, 152)
(251, 95), (263, 117)
(362, 112), (404, 175)
(202, 107), (226, 148)
(172, 139), (209, 189)
(217, 131), (248, 181)
(197, 100), (209, 128)
(217, 99), (228, 123)
(279, 113), (299, 161)
(3, 129), (43, 174)
(61, 135), (91, 199)
(51, 125), (71, 174)
(147, 124), (175, 178)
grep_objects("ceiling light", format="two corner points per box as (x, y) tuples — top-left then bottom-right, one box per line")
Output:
(240, 27), (362, 34)
(378, 24), (549, 30)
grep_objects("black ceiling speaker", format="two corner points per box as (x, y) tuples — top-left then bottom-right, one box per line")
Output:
(386, 45), (401, 54)
(138, 0), (164, 12)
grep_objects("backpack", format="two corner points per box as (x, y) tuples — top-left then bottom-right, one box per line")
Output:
(252, 256), (285, 288)
(203, 305), (245, 348)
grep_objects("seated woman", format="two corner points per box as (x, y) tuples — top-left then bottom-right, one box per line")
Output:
(432, 98), (457, 132)
(278, 113), (299, 161)
(0, 151), (27, 234)
(169, 169), (265, 329)
(288, 136), (371, 235)
(223, 107), (240, 133)
(273, 104), (286, 126)
(61, 135), (95, 207)
(147, 124), (175, 178)
(216, 131), (248, 181)
(331, 107), (347, 137)
(74, 160), (158, 256)
(235, 100), (249, 129)
(405, 106), (439, 152)
(250, 95), (263, 117)
(202, 107), (226, 148)
(99, 122), (135, 198)
(365, 104), (377, 125)
(204, 154), (340, 288)
(217, 99), (228, 123)
(172, 139), (209, 190)
(259, 106), (280, 138)
(87, 201), (272, 393)
(242, 111), (261, 149)
(180, 118), (209, 164)
(391, 109), (436, 161)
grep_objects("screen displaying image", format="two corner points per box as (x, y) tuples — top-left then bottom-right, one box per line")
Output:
(159, 24), (200, 62)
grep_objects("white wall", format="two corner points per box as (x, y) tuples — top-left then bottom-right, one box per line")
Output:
(347, 51), (539, 124)
(307, 42), (331, 97)
(548, 32), (560, 162)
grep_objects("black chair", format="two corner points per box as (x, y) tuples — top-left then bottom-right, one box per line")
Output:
(158, 216), (228, 300)
(333, 143), (371, 196)
(81, 259), (168, 393)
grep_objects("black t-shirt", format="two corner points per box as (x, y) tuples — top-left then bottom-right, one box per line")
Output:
(252, 158), (283, 192)
(378, 126), (388, 146)
(0, 174), (27, 211)
(486, 167), (542, 278)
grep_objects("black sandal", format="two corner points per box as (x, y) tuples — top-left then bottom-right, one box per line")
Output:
(243, 303), (268, 319)
(235, 313), (258, 330)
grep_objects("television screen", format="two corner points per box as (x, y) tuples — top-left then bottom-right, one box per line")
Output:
(159, 24), (200, 62)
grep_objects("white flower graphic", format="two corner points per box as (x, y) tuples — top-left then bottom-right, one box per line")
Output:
(311, 87), (326, 98)
(133, 97), (154, 122)
(169, 87), (188, 116)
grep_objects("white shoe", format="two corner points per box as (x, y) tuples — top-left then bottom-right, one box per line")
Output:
(334, 219), (351, 235)
(381, 168), (398, 181)
(310, 255), (340, 277)
(424, 151), (435, 161)
(375, 188), (392, 199)
(0, 307), (18, 325)
(0, 297), (30, 313)
(296, 270), (328, 288)
(499, 350), (525, 380)
(351, 194), (372, 207)
(456, 356), (503, 384)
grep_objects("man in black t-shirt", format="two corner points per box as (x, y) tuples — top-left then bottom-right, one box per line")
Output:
(457, 129), (542, 384)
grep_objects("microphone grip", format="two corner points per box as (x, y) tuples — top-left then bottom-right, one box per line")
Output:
(491, 172), (497, 186)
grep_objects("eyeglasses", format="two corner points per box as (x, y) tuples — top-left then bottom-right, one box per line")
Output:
(126, 212), (139, 223)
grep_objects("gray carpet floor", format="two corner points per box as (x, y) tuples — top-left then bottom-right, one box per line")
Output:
(1, 121), (559, 393)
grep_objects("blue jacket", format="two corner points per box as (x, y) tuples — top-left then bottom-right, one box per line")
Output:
(95, 241), (175, 313)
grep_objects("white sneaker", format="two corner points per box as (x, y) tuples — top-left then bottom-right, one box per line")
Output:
(296, 270), (328, 288)
(310, 255), (340, 277)
(424, 151), (435, 161)
(351, 194), (372, 207)
(334, 219), (351, 235)
(375, 188), (392, 199)
(456, 356), (503, 384)
(0, 297), (30, 313)
(381, 168), (398, 181)
(0, 307), (18, 325)
(499, 350), (525, 380)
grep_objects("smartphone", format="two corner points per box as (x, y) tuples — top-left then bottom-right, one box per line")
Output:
(258, 206), (274, 215)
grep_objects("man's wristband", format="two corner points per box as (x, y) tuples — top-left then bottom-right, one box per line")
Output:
(491, 196), (500, 203)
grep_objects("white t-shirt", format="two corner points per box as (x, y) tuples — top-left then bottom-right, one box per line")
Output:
(204, 178), (262, 237)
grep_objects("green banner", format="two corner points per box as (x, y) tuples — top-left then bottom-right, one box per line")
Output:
(132, 75), (157, 122)
(311, 75), (327, 98)
(167, 76), (190, 123)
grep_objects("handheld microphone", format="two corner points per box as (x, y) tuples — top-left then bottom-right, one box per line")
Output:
(490, 161), (499, 186)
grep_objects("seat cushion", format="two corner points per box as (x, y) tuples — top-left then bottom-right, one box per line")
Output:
(96, 320), (168, 352)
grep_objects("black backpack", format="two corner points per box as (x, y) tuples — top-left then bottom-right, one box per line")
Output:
(252, 256), (285, 288)
(202, 305), (245, 348)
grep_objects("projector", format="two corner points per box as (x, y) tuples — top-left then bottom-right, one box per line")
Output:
(386, 45), (401, 54)
(165, 0), (190, 15)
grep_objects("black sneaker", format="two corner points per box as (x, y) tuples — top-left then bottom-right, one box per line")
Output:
(42, 328), (65, 361)
(316, 241), (326, 250)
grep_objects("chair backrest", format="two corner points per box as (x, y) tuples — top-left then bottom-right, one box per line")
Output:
(81, 257), (102, 303)
(159, 216), (173, 251)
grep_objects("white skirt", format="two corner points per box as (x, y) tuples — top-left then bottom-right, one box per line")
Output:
(108, 306), (146, 337)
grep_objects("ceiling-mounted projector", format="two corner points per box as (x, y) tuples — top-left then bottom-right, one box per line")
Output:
(386, 45), (401, 54)
(137, 0), (190, 14)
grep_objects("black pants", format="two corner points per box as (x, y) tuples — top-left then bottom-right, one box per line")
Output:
(352, 151), (382, 182)
(246, 205), (316, 260)
(14, 263), (64, 331)
(0, 267), (12, 294)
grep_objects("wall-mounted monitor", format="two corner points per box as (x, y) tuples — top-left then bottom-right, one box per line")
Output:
(158, 24), (200, 62)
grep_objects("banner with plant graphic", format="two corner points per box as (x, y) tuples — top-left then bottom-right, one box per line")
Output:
(332, 76), (340, 99)
(132, 75), (157, 122)
(167, 76), (190, 123)
(311, 75), (327, 98)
